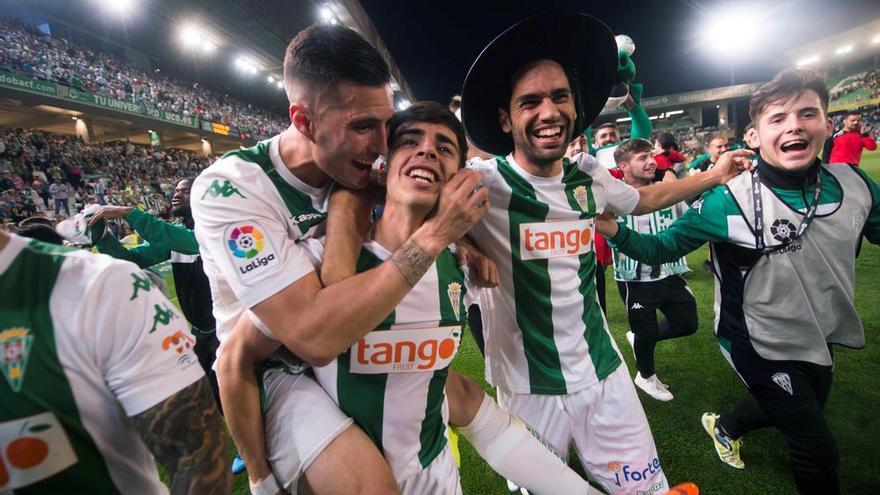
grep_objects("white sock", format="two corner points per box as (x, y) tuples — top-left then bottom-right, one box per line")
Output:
(459, 394), (601, 495)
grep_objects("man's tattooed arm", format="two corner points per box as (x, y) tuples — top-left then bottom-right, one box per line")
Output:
(132, 378), (232, 495)
(390, 238), (435, 287)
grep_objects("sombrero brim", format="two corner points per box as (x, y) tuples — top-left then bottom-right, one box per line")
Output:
(461, 12), (617, 156)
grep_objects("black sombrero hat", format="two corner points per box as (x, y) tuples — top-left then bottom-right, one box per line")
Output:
(461, 12), (617, 156)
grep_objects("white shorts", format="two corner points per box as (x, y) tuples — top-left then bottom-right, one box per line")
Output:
(397, 445), (462, 495)
(497, 364), (668, 495)
(262, 369), (354, 493)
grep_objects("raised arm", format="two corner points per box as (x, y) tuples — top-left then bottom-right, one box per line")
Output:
(90, 205), (200, 255)
(632, 149), (753, 215)
(132, 379), (231, 495)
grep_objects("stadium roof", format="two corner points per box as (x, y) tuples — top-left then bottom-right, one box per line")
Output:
(785, 18), (880, 69)
(1, 0), (413, 115)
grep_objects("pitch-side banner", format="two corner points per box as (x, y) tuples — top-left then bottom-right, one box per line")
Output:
(66, 88), (198, 128)
(0, 70), (59, 98)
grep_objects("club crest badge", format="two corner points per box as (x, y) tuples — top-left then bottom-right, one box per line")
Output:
(447, 282), (462, 321)
(1, 327), (34, 393)
(573, 186), (589, 212)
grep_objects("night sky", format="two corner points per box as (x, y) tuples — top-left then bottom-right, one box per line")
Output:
(361, 0), (880, 103)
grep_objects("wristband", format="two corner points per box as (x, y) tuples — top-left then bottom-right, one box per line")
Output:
(249, 473), (281, 495)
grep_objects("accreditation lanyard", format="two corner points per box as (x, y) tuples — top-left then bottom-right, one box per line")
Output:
(750, 167), (822, 253)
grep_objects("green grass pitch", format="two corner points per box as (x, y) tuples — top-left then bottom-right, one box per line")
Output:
(213, 150), (880, 494)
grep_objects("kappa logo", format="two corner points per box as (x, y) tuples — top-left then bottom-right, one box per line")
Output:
(631, 302), (645, 310)
(772, 372), (793, 395)
(519, 219), (594, 260)
(0, 327), (33, 393)
(447, 282), (462, 321)
(351, 326), (461, 374)
(770, 218), (797, 243)
(200, 179), (245, 200)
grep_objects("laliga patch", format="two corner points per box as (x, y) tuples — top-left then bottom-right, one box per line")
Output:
(224, 222), (279, 284)
(0, 412), (78, 490)
(519, 219), (594, 260)
(351, 326), (461, 374)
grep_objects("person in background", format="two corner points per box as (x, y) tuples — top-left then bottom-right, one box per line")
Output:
(823, 110), (876, 166)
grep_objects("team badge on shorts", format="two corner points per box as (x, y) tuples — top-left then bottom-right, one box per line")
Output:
(771, 372), (793, 395)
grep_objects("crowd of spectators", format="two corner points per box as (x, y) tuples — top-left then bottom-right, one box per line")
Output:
(0, 127), (211, 231)
(829, 68), (880, 103)
(0, 18), (287, 138)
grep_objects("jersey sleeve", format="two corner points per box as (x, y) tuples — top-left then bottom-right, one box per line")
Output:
(191, 162), (316, 309)
(86, 262), (205, 416)
(852, 166), (880, 245)
(125, 209), (200, 255)
(578, 153), (640, 215)
(608, 185), (733, 264)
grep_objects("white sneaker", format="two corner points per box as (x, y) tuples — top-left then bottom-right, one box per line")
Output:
(634, 373), (673, 401)
(625, 330), (636, 359)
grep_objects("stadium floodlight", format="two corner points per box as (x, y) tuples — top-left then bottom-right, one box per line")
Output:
(267, 76), (275, 83)
(796, 55), (821, 67)
(319, 5), (334, 23)
(202, 40), (217, 53)
(616, 117), (632, 123)
(396, 99), (411, 111)
(276, 80), (284, 89)
(180, 25), (201, 48)
(835, 44), (854, 55)
(873, 35), (880, 44)
(234, 56), (259, 75)
(104, 0), (136, 16)
(699, 5), (759, 57)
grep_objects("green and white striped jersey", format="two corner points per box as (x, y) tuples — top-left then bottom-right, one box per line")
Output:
(191, 135), (329, 345)
(467, 153), (640, 395)
(0, 234), (204, 494)
(612, 202), (690, 282)
(305, 238), (466, 483)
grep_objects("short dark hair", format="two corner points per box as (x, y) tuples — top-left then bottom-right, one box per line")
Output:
(596, 122), (618, 132)
(708, 133), (728, 145)
(613, 138), (653, 165)
(656, 131), (678, 151)
(16, 224), (64, 245)
(749, 68), (829, 123)
(844, 111), (860, 118)
(283, 24), (390, 103)
(388, 102), (468, 169)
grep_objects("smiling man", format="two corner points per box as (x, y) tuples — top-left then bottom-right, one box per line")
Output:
(457, 13), (751, 495)
(596, 68), (880, 495)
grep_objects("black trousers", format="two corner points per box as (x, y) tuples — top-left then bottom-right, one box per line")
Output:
(718, 342), (838, 495)
(192, 327), (222, 413)
(616, 276), (698, 377)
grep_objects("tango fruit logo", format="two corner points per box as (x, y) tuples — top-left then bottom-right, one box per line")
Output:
(351, 326), (461, 374)
(0, 412), (77, 490)
(228, 225), (264, 259)
(519, 219), (594, 260)
(608, 458), (662, 488)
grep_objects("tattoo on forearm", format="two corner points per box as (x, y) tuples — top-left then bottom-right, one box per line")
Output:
(133, 378), (232, 495)
(391, 238), (434, 287)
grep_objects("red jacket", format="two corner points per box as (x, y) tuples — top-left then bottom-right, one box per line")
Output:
(654, 149), (686, 170)
(828, 131), (876, 165)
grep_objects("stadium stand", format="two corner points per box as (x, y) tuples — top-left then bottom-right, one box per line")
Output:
(0, 18), (287, 139)
(0, 126), (210, 229)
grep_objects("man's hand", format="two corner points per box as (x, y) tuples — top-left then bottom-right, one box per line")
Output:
(594, 211), (619, 237)
(88, 204), (134, 226)
(860, 123), (870, 135)
(414, 169), (488, 255)
(455, 238), (499, 288)
(707, 149), (755, 185)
